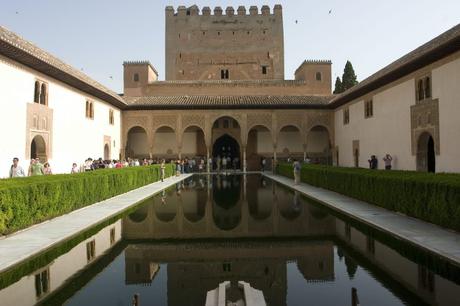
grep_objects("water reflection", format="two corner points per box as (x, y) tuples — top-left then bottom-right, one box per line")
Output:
(1, 175), (460, 306)
(123, 174), (335, 240)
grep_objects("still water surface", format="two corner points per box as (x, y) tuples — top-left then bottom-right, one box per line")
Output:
(0, 174), (459, 306)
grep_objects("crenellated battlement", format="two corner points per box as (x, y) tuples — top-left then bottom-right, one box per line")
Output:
(165, 4), (282, 17)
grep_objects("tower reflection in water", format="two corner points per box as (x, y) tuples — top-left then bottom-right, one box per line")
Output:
(123, 174), (336, 306)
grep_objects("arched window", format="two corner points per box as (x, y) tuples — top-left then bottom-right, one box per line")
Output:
(34, 81), (40, 103)
(90, 102), (94, 119)
(133, 73), (139, 82)
(85, 101), (90, 118)
(418, 80), (424, 101)
(316, 72), (322, 81)
(39, 83), (47, 105)
(109, 109), (114, 125)
(425, 77), (431, 99)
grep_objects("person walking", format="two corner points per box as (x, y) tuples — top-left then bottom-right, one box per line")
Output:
(160, 159), (166, 182)
(9, 157), (25, 178)
(293, 159), (301, 185)
(383, 154), (393, 170)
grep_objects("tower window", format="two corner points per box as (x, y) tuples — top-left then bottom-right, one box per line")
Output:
(133, 73), (139, 82)
(343, 108), (350, 125)
(316, 72), (322, 81)
(364, 99), (373, 118)
(262, 66), (267, 75)
(221, 69), (229, 79)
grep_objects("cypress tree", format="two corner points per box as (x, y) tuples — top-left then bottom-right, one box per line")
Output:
(341, 60), (358, 91)
(333, 76), (343, 94)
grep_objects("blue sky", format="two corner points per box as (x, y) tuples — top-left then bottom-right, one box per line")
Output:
(1, 1), (459, 93)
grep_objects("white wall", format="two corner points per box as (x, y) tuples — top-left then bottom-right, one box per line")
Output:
(433, 57), (460, 172)
(0, 56), (121, 176)
(334, 55), (460, 172)
(334, 80), (414, 170)
(0, 56), (30, 178)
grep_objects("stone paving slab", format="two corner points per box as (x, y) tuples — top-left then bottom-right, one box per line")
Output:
(0, 174), (192, 274)
(264, 173), (460, 265)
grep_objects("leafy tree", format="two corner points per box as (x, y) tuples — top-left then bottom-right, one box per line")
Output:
(333, 76), (343, 94)
(341, 60), (358, 91)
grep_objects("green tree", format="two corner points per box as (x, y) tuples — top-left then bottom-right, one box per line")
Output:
(341, 60), (358, 91)
(333, 76), (343, 94)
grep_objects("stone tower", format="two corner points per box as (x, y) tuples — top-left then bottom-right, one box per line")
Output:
(165, 5), (284, 81)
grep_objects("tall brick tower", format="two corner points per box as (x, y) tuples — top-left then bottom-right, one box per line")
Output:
(165, 5), (284, 81)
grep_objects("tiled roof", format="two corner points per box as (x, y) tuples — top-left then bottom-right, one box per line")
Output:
(330, 23), (460, 107)
(0, 26), (126, 108)
(125, 95), (334, 110)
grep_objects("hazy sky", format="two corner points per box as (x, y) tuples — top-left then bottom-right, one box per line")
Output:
(1, 1), (459, 93)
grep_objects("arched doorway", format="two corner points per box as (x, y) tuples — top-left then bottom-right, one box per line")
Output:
(104, 143), (110, 160)
(277, 125), (303, 162)
(213, 134), (240, 160)
(126, 126), (148, 159)
(306, 126), (332, 164)
(211, 116), (242, 170)
(247, 125), (272, 171)
(153, 126), (177, 160)
(31, 135), (47, 161)
(417, 132), (436, 173)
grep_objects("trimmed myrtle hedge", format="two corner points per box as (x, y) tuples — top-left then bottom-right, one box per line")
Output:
(276, 163), (460, 231)
(0, 165), (174, 235)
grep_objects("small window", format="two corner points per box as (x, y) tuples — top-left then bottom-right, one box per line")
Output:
(34, 81), (40, 103)
(86, 101), (94, 119)
(262, 66), (267, 75)
(366, 236), (375, 255)
(35, 269), (50, 298)
(86, 240), (96, 262)
(345, 223), (351, 240)
(364, 100), (373, 118)
(133, 73), (139, 82)
(425, 77), (431, 98)
(223, 120), (229, 128)
(110, 228), (115, 245)
(39, 83), (48, 105)
(109, 109), (114, 125)
(417, 79), (424, 101)
(221, 69), (229, 79)
(343, 108), (350, 125)
(316, 72), (322, 81)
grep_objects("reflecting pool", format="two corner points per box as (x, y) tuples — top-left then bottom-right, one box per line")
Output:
(0, 174), (459, 306)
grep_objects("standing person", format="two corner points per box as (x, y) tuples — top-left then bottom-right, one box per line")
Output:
(222, 155), (227, 170)
(84, 158), (93, 172)
(216, 156), (221, 172)
(207, 156), (213, 172)
(293, 159), (301, 185)
(30, 158), (44, 176)
(71, 163), (79, 173)
(9, 157), (25, 178)
(43, 162), (53, 175)
(160, 159), (166, 182)
(383, 154), (393, 170)
(176, 160), (181, 176)
(368, 155), (378, 169)
(261, 157), (266, 172)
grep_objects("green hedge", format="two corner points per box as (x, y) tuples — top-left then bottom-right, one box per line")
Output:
(0, 165), (174, 235)
(277, 163), (460, 231)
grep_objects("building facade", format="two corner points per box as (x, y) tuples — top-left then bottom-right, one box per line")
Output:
(0, 5), (459, 176)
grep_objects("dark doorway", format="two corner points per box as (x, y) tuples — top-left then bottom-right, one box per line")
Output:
(31, 135), (47, 161)
(213, 134), (240, 161)
(417, 132), (436, 173)
(354, 149), (359, 168)
(427, 136), (436, 173)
